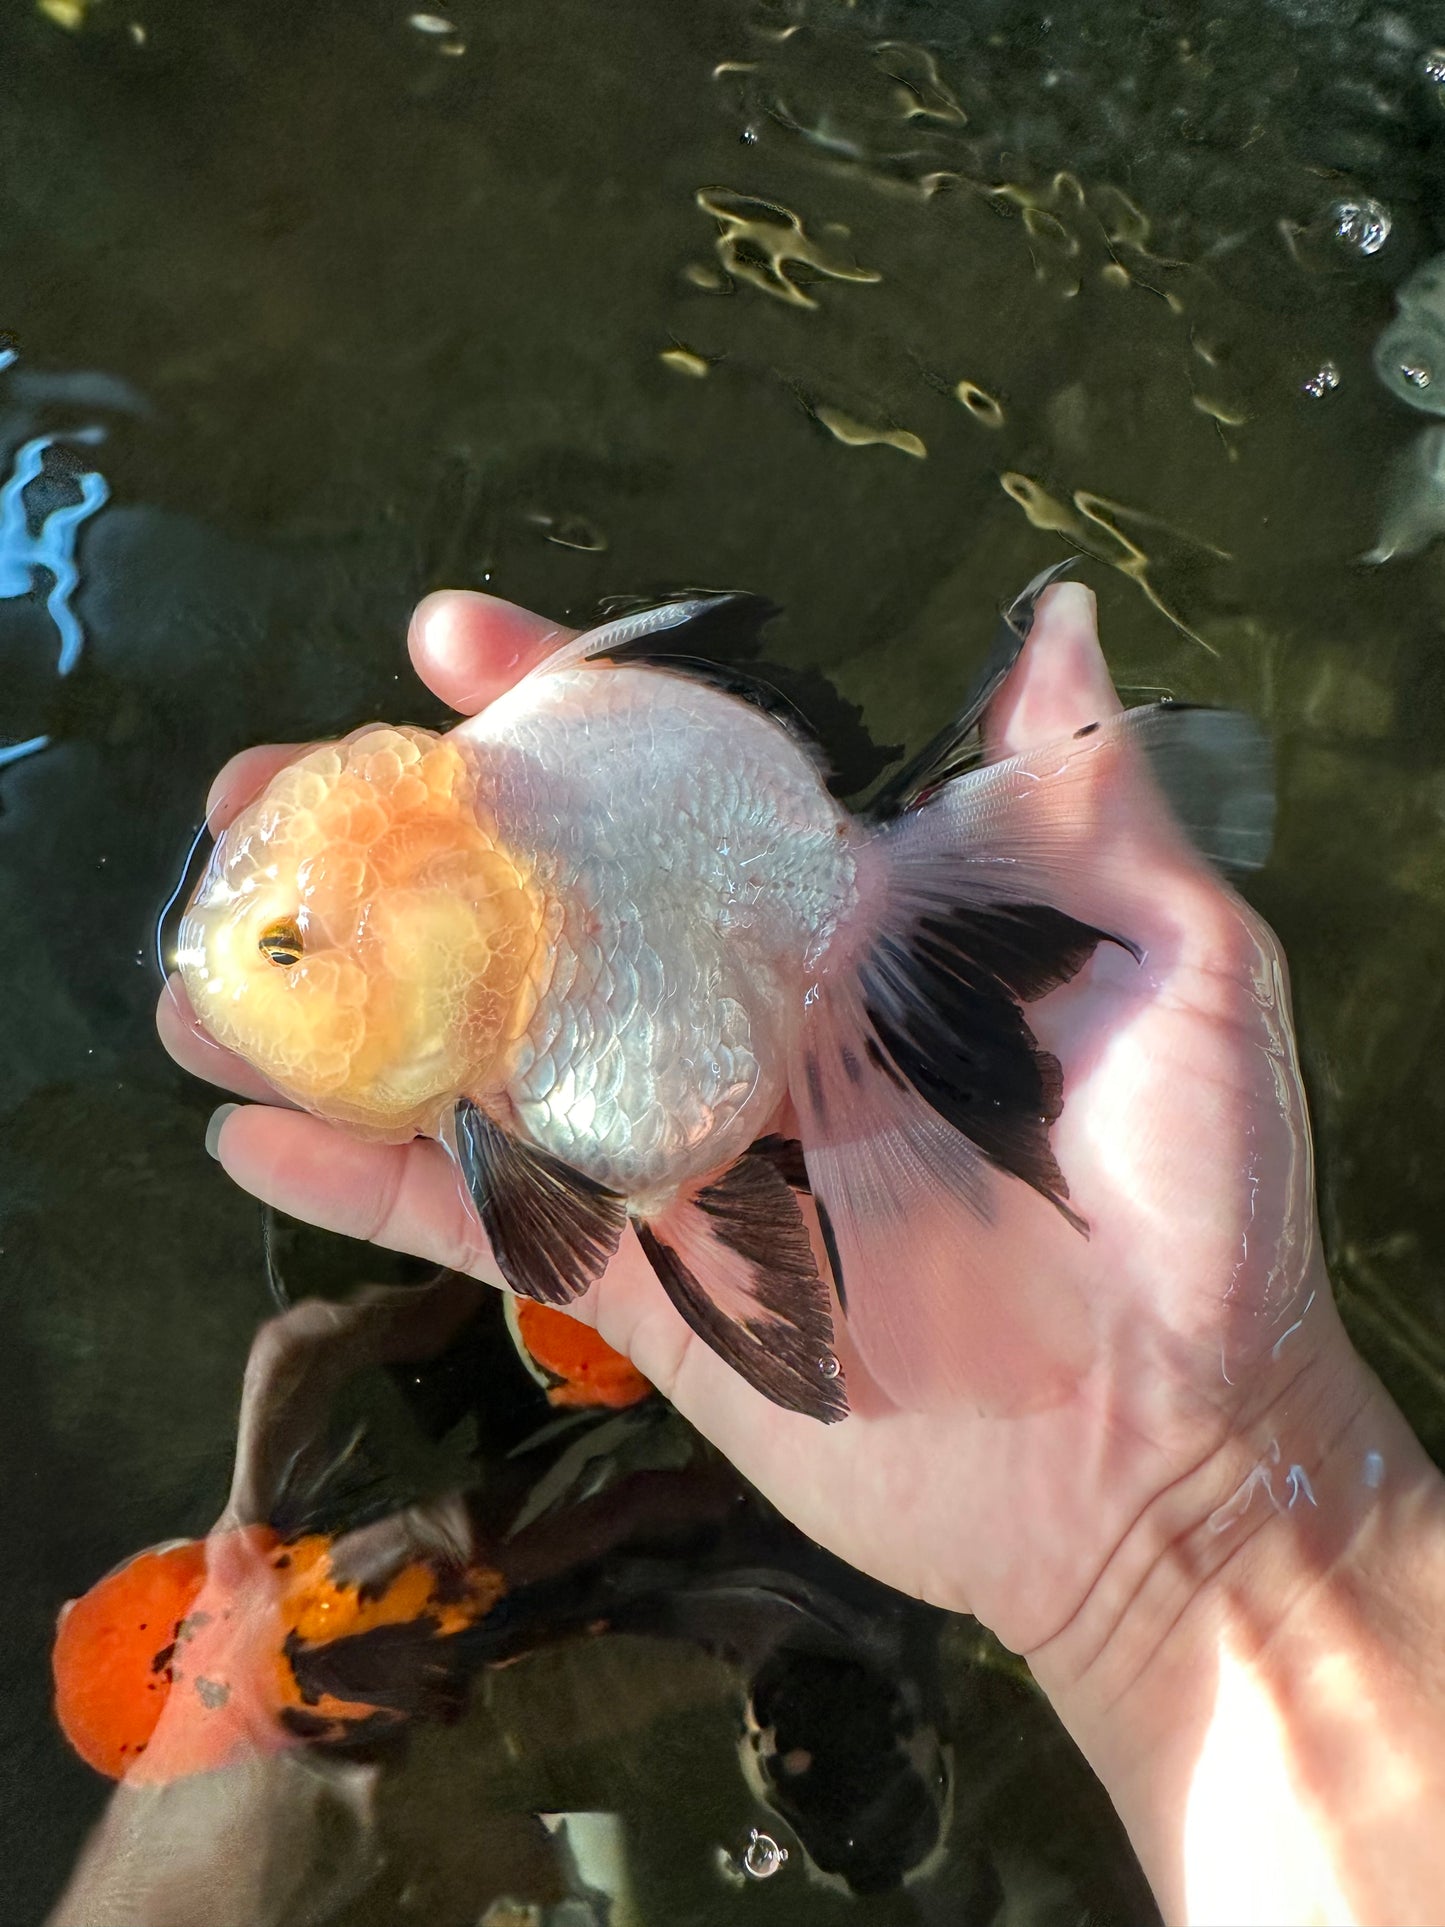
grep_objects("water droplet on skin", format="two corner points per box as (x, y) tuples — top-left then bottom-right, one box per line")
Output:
(741, 1830), (788, 1879)
(1302, 360), (1341, 398)
(817, 1353), (840, 1379)
(1330, 197), (1391, 256)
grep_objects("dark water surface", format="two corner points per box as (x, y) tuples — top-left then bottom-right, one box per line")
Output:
(3, 0), (1445, 1920)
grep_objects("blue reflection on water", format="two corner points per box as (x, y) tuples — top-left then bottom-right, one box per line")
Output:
(0, 734), (49, 769)
(0, 347), (111, 676)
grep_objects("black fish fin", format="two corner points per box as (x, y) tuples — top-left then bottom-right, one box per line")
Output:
(534, 592), (901, 798)
(867, 557), (1077, 818)
(453, 1099), (626, 1305)
(746, 1132), (811, 1195)
(858, 902), (1110, 1224)
(792, 695), (1275, 1410)
(633, 1152), (848, 1423)
(744, 1132), (847, 1311)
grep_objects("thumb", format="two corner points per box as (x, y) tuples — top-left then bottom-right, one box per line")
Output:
(408, 591), (575, 716)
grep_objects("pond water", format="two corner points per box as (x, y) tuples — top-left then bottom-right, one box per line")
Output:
(3, 0), (1444, 1920)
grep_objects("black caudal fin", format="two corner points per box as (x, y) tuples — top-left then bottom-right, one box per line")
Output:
(633, 1150), (848, 1423)
(454, 1100), (626, 1306)
(526, 592), (901, 798)
(866, 557), (1077, 818)
(792, 698), (1277, 1410)
(859, 901), (1128, 1231)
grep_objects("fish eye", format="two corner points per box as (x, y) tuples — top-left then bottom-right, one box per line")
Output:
(258, 918), (304, 968)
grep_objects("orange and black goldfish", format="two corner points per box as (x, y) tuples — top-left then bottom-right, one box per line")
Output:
(177, 565), (1271, 1419)
(51, 1527), (505, 1783)
(49, 1462), (763, 1787)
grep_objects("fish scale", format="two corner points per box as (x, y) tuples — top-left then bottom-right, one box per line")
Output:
(464, 664), (854, 1194)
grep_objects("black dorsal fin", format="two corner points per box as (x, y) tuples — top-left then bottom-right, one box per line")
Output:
(454, 1099), (627, 1305)
(586, 592), (901, 800)
(633, 1151), (848, 1423)
(866, 557), (1078, 819)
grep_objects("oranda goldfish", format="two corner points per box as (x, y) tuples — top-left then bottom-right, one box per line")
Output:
(50, 1464), (764, 1787)
(178, 567), (1270, 1420)
(52, 1527), (505, 1783)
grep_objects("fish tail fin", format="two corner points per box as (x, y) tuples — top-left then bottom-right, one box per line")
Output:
(632, 1144), (848, 1424)
(792, 698), (1274, 1411)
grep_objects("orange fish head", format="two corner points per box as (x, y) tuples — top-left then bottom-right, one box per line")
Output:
(51, 1528), (292, 1783)
(177, 726), (545, 1138)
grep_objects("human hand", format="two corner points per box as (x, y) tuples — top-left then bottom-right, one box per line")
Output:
(158, 581), (1349, 1667)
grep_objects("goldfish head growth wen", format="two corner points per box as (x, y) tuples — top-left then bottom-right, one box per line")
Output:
(178, 726), (545, 1140)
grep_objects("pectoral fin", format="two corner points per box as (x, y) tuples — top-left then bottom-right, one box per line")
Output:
(453, 1099), (627, 1305)
(633, 1151), (848, 1424)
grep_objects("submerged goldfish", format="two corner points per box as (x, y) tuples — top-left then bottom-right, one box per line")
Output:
(506, 1294), (655, 1410)
(52, 1528), (505, 1782)
(178, 568), (1270, 1419)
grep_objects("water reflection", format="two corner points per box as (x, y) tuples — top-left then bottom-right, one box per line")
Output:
(49, 1261), (974, 1921)
(0, 353), (112, 678)
(0, 732), (49, 769)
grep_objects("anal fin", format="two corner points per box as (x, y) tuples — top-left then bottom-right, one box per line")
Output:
(634, 1152), (848, 1424)
(454, 1099), (626, 1306)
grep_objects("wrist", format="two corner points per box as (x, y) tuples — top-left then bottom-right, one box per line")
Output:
(1029, 1285), (1445, 1923)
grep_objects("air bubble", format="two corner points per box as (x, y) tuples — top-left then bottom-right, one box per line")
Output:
(741, 1830), (788, 1879)
(1330, 197), (1391, 256)
(1302, 361), (1341, 398)
(817, 1353), (840, 1379)
(1400, 358), (1434, 391)
(1423, 48), (1445, 86)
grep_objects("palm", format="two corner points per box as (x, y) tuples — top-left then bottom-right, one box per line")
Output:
(160, 582), (1319, 1655)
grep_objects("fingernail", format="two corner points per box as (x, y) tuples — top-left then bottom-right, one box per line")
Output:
(205, 1103), (240, 1160)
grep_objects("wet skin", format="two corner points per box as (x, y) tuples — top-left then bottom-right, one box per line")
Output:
(159, 581), (1354, 1654)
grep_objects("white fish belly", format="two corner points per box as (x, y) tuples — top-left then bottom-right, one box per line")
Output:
(462, 666), (857, 1196)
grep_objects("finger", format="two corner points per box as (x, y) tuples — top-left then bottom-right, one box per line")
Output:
(987, 581), (1123, 757)
(206, 1106), (804, 1428)
(408, 591), (574, 715)
(211, 1105), (512, 1279)
(205, 745), (307, 832)
(157, 978), (295, 1106)
(207, 1106), (880, 1563)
